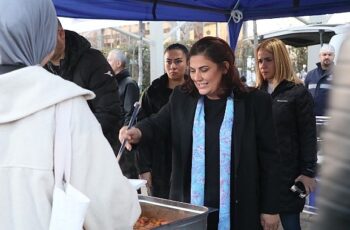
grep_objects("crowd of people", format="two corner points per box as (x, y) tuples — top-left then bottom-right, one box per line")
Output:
(0, 0), (346, 229)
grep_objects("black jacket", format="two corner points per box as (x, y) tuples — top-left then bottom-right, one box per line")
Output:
(45, 30), (122, 150)
(136, 87), (281, 229)
(137, 74), (173, 198)
(138, 74), (172, 119)
(115, 69), (140, 179)
(115, 69), (139, 122)
(262, 80), (317, 213)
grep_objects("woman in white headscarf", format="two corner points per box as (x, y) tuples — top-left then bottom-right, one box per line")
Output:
(0, 0), (140, 229)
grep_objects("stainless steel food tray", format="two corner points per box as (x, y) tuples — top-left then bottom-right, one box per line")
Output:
(138, 195), (208, 229)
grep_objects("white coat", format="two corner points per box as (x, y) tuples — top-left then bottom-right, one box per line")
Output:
(0, 66), (141, 229)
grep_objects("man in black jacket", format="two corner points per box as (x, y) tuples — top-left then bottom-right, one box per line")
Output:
(304, 44), (335, 116)
(46, 20), (122, 153)
(107, 49), (140, 122)
(107, 49), (140, 178)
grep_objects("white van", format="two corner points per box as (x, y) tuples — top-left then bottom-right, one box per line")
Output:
(259, 23), (350, 70)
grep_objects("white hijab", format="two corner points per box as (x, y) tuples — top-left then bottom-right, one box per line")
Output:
(0, 0), (57, 66)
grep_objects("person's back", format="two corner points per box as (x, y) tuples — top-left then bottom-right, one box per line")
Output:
(0, 0), (140, 229)
(304, 44), (335, 116)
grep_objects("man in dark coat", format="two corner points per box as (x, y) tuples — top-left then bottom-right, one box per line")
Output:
(45, 20), (122, 152)
(107, 49), (140, 121)
(304, 44), (335, 116)
(107, 49), (140, 178)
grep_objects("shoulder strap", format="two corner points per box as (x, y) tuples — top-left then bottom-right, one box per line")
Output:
(54, 100), (73, 188)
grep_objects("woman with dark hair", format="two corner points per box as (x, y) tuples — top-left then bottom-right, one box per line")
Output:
(120, 36), (281, 230)
(137, 43), (189, 199)
(256, 38), (317, 230)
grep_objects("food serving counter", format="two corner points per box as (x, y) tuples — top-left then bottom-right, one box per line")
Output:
(135, 195), (209, 229)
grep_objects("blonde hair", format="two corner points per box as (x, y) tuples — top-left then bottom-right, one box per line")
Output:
(255, 38), (301, 88)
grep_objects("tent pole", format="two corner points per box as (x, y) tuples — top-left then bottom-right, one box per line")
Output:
(228, 20), (243, 49)
(138, 21), (144, 91)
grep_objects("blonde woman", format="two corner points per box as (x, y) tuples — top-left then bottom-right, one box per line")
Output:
(256, 38), (317, 230)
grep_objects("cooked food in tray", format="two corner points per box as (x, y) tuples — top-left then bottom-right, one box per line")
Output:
(133, 216), (169, 230)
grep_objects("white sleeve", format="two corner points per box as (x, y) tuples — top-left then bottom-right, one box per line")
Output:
(68, 96), (140, 230)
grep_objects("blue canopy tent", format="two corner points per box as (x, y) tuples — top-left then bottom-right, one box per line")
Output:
(53, 0), (350, 48)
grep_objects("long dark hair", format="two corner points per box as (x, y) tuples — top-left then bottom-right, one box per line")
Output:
(182, 36), (245, 98)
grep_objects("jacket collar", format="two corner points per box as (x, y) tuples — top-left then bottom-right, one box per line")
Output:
(0, 66), (94, 123)
(58, 30), (91, 77)
(153, 73), (169, 89)
(261, 80), (295, 97)
(271, 80), (295, 97)
(115, 69), (130, 81)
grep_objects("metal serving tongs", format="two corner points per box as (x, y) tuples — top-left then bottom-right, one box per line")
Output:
(116, 101), (141, 162)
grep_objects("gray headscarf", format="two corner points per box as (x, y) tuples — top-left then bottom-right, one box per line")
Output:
(0, 0), (57, 66)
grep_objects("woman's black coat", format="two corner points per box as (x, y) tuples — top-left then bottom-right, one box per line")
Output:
(136, 86), (281, 230)
(136, 74), (173, 198)
(263, 80), (317, 213)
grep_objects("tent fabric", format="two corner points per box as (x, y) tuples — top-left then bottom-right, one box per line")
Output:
(53, 0), (350, 48)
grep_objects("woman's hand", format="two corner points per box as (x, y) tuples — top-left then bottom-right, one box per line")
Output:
(260, 214), (280, 230)
(139, 172), (152, 195)
(295, 175), (317, 194)
(118, 126), (142, 150)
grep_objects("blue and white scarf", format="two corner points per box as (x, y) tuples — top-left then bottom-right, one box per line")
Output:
(191, 96), (234, 230)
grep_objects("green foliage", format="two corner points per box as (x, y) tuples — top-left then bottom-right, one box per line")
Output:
(290, 46), (308, 73)
(235, 39), (255, 76)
